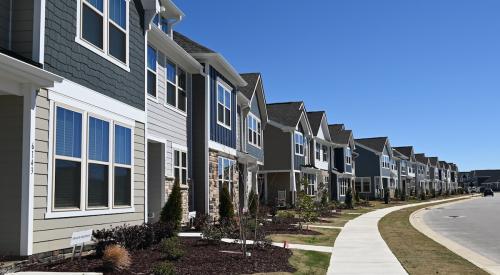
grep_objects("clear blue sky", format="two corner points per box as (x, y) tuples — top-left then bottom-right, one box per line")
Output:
(175, 0), (500, 171)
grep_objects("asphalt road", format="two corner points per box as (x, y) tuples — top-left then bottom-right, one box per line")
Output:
(422, 194), (500, 264)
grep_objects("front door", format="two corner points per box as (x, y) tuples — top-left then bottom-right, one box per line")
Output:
(147, 141), (165, 222)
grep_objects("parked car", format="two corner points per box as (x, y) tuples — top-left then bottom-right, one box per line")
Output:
(468, 187), (477, 193)
(484, 188), (494, 197)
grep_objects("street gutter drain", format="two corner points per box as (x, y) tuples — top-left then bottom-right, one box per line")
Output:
(446, 215), (465, 219)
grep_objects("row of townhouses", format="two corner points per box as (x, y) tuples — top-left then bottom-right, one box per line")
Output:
(0, 0), (459, 258)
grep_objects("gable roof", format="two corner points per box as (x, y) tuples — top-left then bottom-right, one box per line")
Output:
(306, 111), (325, 136)
(415, 153), (428, 165)
(267, 102), (305, 128)
(393, 146), (414, 159)
(429, 157), (439, 166)
(329, 124), (353, 146)
(239, 73), (260, 100)
(393, 149), (408, 160)
(355, 137), (388, 153)
(439, 161), (449, 169)
(173, 31), (215, 53)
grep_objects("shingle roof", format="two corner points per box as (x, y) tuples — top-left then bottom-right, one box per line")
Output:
(474, 170), (500, 183)
(355, 137), (388, 153)
(393, 146), (414, 159)
(306, 111), (324, 136)
(429, 157), (439, 166)
(267, 102), (304, 127)
(239, 73), (260, 100)
(329, 124), (352, 145)
(415, 153), (428, 164)
(439, 161), (449, 168)
(393, 149), (407, 160)
(173, 31), (215, 54)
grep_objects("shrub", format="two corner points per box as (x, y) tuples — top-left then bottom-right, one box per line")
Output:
(399, 188), (406, 201)
(152, 261), (175, 275)
(296, 179), (318, 229)
(345, 187), (353, 209)
(431, 188), (436, 198)
(219, 185), (234, 222)
(160, 237), (184, 260)
(93, 222), (174, 256)
(102, 244), (131, 271)
(354, 190), (360, 203)
(420, 188), (426, 200)
(248, 189), (258, 217)
(160, 180), (183, 232)
(193, 213), (210, 231)
(394, 188), (400, 200)
(384, 189), (389, 204)
(276, 210), (295, 219)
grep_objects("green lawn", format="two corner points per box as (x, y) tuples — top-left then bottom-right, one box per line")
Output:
(379, 200), (487, 275)
(269, 227), (340, 247)
(289, 250), (331, 275)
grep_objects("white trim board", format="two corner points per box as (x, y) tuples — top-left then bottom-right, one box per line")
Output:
(209, 140), (237, 157)
(49, 79), (146, 124)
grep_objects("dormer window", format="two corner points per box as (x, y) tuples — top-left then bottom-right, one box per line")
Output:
(217, 81), (232, 129)
(78, 0), (129, 68)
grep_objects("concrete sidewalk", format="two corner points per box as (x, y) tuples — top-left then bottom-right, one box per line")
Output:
(327, 196), (473, 275)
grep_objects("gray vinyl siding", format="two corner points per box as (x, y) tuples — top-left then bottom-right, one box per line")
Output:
(246, 95), (264, 162)
(0, 0), (11, 50)
(44, 0), (145, 110)
(190, 74), (207, 213)
(381, 146), (391, 178)
(0, 96), (23, 255)
(32, 90), (146, 254)
(147, 50), (191, 177)
(354, 146), (380, 178)
(10, 0), (33, 59)
(263, 124), (291, 171)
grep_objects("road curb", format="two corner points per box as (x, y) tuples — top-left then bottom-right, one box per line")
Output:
(410, 197), (500, 275)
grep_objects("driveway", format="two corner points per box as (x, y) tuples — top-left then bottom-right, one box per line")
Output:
(422, 194), (500, 264)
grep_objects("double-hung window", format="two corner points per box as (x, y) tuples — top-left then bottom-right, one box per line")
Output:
(218, 157), (234, 191)
(382, 155), (390, 168)
(248, 114), (261, 147)
(147, 45), (157, 97)
(345, 147), (352, 164)
(295, 132), (304, 155)
(166, 59), (187, 112)
(322, 145), (328, 161)
(305, 174), (316, 196)
(315, 143), (321, 160)
(217, 82), (231, 128)
(79, 0), (129, 66)
(53, 106), (133, 212)
(173, 150), (187, 185)
(355, 177), (371, 193)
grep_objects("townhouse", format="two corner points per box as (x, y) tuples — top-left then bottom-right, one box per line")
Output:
(439, 161), (450, 192)
(415, 154), (431, 194)
(0, 0), (162, 256)
(354, 137), (397, 199)
(329, 124), (356, 202)
(393, 146), (417, 196)
(428, 157), (442, 193)
(460, 170), (500, 191)
(172, 32), (249, 218)
(449, 163), (459, 191)
(261, 102), (313, 207)
(306, 111), (333, 201)
(144, 2), (202, 223)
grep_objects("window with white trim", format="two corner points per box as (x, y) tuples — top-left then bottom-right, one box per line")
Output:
(305, 174), (316, 196)
(315, 143), (321, 160)
(152, 13), (171, 35)
(339, 178), (349, 196)
(166, 59), (187, 112)
(53, 106), (133, 211)
(218, 157), (235, 191)
(295, 132), (304, 155)
(355, 177), (371, 193)
(345, 147), (352, 164)
(248, 114), (261, 147)
(147, 45), (157, 97)
(173, 150), (187, 185)
(382, 155), (390, 169)
(217, 82), (231, 128)
(79, 0), (129, 64)
(322, 145), (328, 161)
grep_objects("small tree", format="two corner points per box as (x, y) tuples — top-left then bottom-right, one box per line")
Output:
(160, 180), (183, 231)
(219, 185), (234, 222)
(354, 189), (360, 203)
(248, 189), (258, 217)
(296, 178), (317, 230)
(394, 188), (400, 201)
(419, 187), (426, 200)
(345, 187), (353, 209)
(399, 188), (406, 201)
(384, 189), (390, 204)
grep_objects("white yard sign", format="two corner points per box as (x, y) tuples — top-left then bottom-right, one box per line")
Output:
(70, 229), (93, 246)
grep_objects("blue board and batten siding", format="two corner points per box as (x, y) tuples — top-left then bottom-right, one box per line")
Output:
(209, 66), (236, 148)
(246, 94), (264, 162)
(44, 0), (145, 110)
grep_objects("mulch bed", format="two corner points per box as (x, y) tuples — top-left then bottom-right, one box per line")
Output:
(261, 217), (321, 235)
(20, 238), (295, 275)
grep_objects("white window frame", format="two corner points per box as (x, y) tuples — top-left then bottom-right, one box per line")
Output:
(322, 145), (328, 162)
(382, 155), (390, 169)
(315, 142), (321, 160)
(75, 0), (130, 71)
(165, 58), (187, 113)
(216, 80), (232, 129)
(247, 113), (262, 148)
(146, 45), (158, 100)
(294, 132), (304, 156)
(305, 174), (316, 196)
(173, 148), (188, 185)
(339, 178), (349, 196)
(345, 146), (352, 165)
(49, 103), (134, 217)
(218, 156), (235, 191)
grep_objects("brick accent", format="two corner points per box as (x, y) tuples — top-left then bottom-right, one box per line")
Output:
(208, 150), (239, 220)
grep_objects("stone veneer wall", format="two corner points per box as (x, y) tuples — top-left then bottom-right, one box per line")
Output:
(208, 150), (239, 220)
(164, 177), (190, 224)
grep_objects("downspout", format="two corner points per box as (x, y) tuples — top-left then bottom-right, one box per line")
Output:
(290, 131), (296, 205)
(202, 63), (210, 215)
